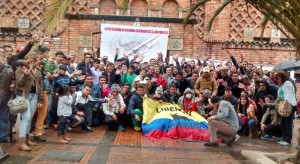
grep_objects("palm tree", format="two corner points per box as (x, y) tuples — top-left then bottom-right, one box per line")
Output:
(43, 0), (300, 57)
(184, 0), (300, 58)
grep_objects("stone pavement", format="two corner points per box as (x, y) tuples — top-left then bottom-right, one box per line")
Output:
(1, 120), (299, 164)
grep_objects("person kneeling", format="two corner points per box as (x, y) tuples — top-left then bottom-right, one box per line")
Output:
(204, 96), (239, 147)
(103, 84), (126, 131)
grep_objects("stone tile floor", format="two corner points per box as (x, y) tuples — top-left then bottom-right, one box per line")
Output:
(1, 120), (299, 163)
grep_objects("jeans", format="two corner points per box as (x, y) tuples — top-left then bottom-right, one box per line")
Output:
(46, 93), (53, 125)
(19, 93), (38, 138)
(105, 113), (125, 129)
(248, 119), (257, 128)
(0, 96), (11, 141)
(132, 109), (143, 127)
(43, 78), (53, 92)
(58, 116), (70, 137)
(264, 124), (282, 137)
(281, 113), (293, 144)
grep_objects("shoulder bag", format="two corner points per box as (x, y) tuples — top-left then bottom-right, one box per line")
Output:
(8, 89), (28, 115)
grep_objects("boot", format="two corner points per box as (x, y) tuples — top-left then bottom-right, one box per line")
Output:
(58, 136), (68, 144)
(63, 134), (71, 142)
(249, 127), (254, 138)
(26, 134), (37, 146)
(19, 137), (31, 151)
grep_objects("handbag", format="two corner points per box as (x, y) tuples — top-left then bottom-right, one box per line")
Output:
(277, 100), (292, 117)
(8, 89), (28, 115)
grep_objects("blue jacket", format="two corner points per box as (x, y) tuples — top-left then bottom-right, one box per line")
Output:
(53, 74), (70, 93)
(128, 92), (143, 116)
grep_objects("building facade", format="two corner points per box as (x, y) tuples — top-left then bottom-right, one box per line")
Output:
(0, 0), (296, 64)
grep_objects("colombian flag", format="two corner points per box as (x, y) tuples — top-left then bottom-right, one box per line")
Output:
(142, 97), (210, 141)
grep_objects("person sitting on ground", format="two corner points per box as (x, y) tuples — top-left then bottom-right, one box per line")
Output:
(128, 84), (145, 132)
(177, 88), (201, 115)
(103, 84), (126, 131)
(163, 84), (181, 104)
(259, 95), (281, 140)
(57, 85), (73, 144)
(74, 85), (109, 132)
(152, 85), (167, 102)
(237, 95), (258, 138)
(204, 96), (239, 147)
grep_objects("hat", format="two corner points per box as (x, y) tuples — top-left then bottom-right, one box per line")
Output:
(155, 85), (163, 94)
(211, 96), (221, 104)
(117, 58), (123, 62)
(202, 67), (210, 73)
(133, 61), (140, 64)
(221, 66), (228, 70)
(111, 84), (120, 92)
(59, 65), (68, 70)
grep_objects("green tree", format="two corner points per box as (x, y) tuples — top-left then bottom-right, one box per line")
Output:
(184, 0), (300, 57)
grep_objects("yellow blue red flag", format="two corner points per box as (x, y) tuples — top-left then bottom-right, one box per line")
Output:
(142, 97), (210, 141)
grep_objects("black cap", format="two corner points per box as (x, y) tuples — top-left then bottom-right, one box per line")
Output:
(211, 96), (221, 104)
(59, 65), (68, 70)
(69, 80), (77, 87)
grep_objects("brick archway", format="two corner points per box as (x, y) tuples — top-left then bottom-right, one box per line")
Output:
(162, 0), (179, 18)
(130, 0), (148, 17)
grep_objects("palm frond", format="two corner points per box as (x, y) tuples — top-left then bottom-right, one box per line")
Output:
(42, 0), (75, 35)
(259, 14), (270, 38)
(120, 0), (130, 10)
(206, 0), (234, 31)
(183, 0), (211, 26)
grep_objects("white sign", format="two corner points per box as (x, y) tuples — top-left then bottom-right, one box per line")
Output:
(100, 24), (169, 62)
(18, 18), (30, 29)
(243, 27), (254, 37)
(271, 28), (281, 38)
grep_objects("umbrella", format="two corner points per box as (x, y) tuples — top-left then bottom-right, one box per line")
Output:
(272, 60), (300, 71)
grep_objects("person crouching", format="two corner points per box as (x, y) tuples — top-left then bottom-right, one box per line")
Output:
(57, 84), (72, 143)
(103, 84), (126, 131)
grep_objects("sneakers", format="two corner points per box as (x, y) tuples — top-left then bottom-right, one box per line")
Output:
(81, 126), (94, 132)
(226, 137), (235, 147)
(278, 141), (291, 146)
(234, 134), (240, 142)
(118, 125), (125, 132)
(134, 126), (142, 132)
(260, 134), (273, 140)
(204, 142), (219, 147)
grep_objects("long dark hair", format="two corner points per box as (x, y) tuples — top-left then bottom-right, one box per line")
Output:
(275, 70), (288, 86)
(238, 95), (250, 115)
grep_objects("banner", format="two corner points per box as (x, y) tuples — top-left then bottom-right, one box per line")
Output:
(100, 24), (169, 62)
(142, 97), (210, 141)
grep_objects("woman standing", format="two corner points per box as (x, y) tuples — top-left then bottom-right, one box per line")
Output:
(276, 70), (297, 146)
(15, 57), (43, 151)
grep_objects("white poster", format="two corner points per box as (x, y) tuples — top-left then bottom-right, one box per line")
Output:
(100, 24), (169, 62)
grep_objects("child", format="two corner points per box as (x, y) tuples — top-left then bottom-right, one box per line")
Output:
(42, 54), (58, 91)
(57, 84), (73, 143)
(152, 85), (167, 102)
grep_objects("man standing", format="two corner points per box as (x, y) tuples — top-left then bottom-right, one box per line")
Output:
(0, 51), (14, 143)
(204, 96), (239, 147)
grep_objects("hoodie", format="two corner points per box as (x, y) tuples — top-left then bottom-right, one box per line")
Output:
(255, 79), (278, 101)
(177, 88), (198, 112)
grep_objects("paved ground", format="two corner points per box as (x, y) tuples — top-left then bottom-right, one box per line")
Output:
(1, 120), (299, 163)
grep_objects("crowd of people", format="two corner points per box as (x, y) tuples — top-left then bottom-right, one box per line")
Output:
(0, 36), (297, 151)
